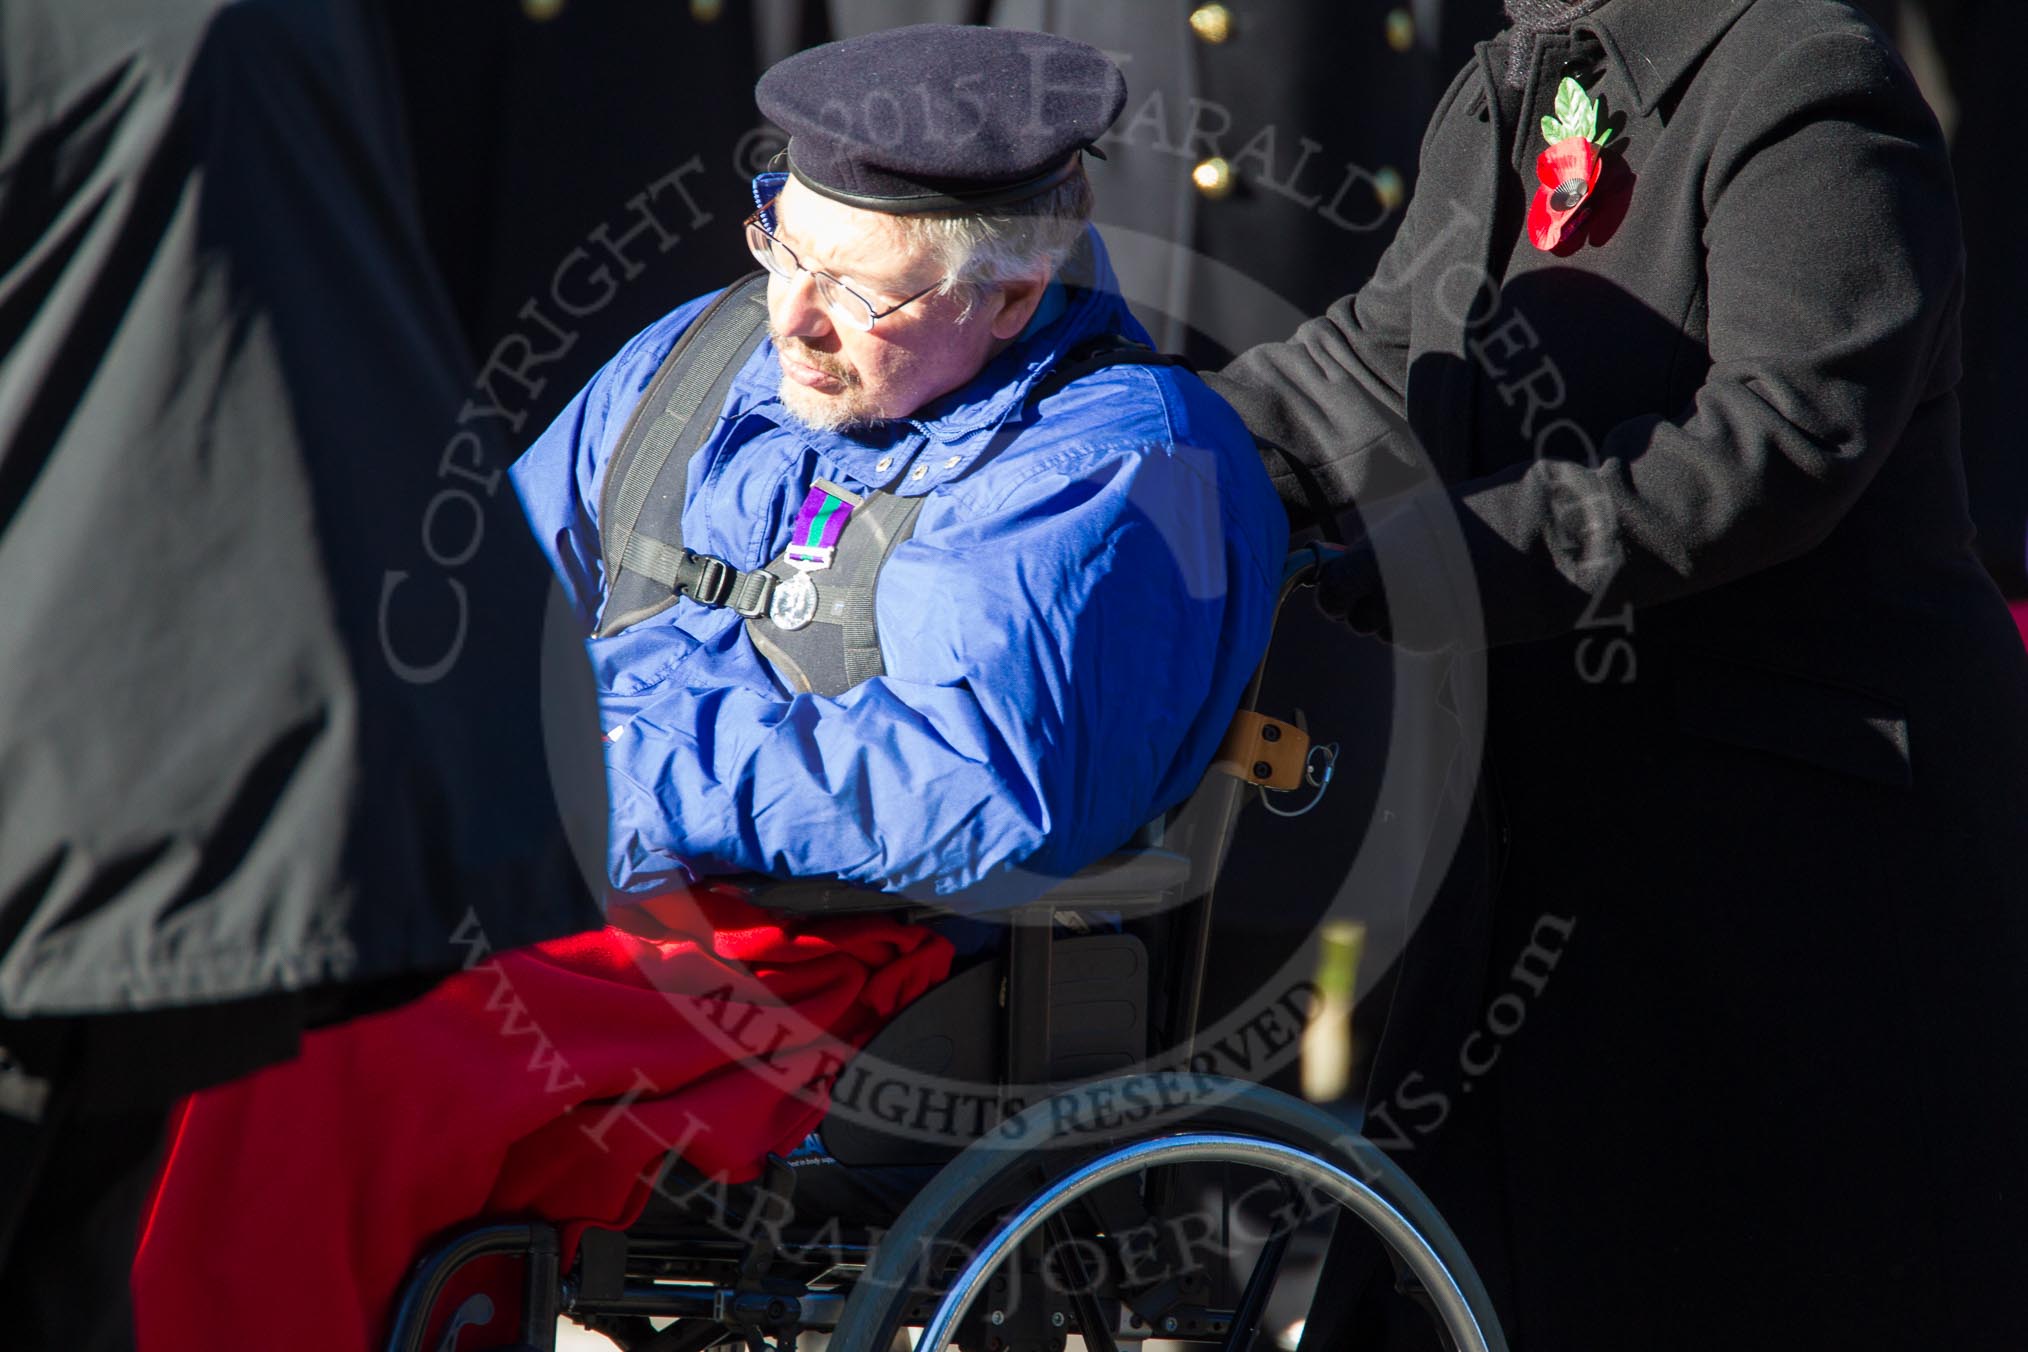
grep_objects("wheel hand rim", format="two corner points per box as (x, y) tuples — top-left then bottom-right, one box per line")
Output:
(910, 1132), (1494, 1352)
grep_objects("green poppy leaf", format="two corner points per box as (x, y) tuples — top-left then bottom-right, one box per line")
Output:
(1542, 115), (1567, 145)
(1579, 101), (1598, 141)
(1595, 126), (1614, 148)
(1555, 77), (1587, 126)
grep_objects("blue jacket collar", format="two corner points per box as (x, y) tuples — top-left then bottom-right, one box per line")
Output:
(726, 229), (1142, 489)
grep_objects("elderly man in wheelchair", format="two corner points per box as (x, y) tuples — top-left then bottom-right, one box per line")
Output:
(135, 26), (1502, 1352)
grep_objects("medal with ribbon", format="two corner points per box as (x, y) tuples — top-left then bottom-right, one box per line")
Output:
(769, 478), (861, 630)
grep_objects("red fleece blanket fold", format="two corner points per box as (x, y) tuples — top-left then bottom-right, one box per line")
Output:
(131, 886), (953, 1352)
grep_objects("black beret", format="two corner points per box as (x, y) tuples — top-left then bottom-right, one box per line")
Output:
(755, 24), (1126, 215)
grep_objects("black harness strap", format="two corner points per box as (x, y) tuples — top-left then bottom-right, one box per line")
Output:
(1029, 334), (1191, 401)
(594, 272), (771, 638)
(615, 534), (776, 616)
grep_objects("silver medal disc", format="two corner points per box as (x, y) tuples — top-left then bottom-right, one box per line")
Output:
(769, 570), (818, 630)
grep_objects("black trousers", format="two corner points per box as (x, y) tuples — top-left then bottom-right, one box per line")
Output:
(0, 1077), (170, 1352)
(0, 975), (443, 1350)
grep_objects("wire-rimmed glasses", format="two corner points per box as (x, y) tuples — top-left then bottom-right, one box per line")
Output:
(743, 210), (942, 332)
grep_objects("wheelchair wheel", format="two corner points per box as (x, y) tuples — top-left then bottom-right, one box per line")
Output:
(826, 1072), (1504, 1352)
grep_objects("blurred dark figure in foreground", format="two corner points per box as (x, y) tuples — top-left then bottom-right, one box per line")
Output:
(0, 2), (603, 1344)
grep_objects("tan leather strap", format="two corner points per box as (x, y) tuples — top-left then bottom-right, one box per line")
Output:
(1212, 711), (1310, 790)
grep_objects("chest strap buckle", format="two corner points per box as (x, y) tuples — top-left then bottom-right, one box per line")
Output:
(673, 549), (775, 618)
(676, 551), (732, 606)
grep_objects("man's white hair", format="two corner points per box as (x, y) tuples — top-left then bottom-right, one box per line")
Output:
(896, 167), (1095, 316)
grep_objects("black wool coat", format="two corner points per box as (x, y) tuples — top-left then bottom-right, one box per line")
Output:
(1207, 0), (2028, 1346)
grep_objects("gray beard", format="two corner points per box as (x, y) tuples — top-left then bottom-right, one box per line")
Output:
(776, 368), (879, 434)
(770, 331), (881, 432)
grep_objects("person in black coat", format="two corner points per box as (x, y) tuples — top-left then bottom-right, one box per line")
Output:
(1203, 0), (2028, 1346)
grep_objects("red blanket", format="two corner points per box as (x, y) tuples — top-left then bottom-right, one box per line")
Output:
(131, 886), (953, 1351)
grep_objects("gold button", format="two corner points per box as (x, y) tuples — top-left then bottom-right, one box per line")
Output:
(1374, 166), (1406, 212)
(875, 456), (893, 473)
(1192, 156), (1235, 199)
(689, 0), (724, 21)
(944, 455), (962, 469)
(521, 0), (564, 19)
(1385, 7), (1415, 52)
(1188, 3), (1234, 44)
(911, 464), (928, 481)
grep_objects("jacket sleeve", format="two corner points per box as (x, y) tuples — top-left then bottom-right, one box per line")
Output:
(1202, 64), (1477, 514)
(1364, 30), (1963, 649)
(599, 435), (1279, 910)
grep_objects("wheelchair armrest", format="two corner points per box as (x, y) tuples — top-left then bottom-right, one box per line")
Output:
(1037, 847), (1193, 908)
(722, 873), (906, 917)
(730, 847), (1194, 919)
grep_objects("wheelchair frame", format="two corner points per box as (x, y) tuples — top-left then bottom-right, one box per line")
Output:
(386, 558), (1507, 1352)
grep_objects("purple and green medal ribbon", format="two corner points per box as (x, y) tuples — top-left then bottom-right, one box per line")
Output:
(785, 480), (859, 566)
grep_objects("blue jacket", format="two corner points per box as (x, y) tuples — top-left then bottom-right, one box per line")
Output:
(513, 232), (1286, 912)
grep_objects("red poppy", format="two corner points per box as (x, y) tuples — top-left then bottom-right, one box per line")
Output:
(1528, 135), (1603, 252)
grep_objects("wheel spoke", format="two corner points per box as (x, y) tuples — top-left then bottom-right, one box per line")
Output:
(1044, 1210), (1121, 1352)
(1220, 1179), (1296, 1352)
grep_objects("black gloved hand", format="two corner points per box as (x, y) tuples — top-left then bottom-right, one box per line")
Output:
(1309, 542), (1394, 642)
